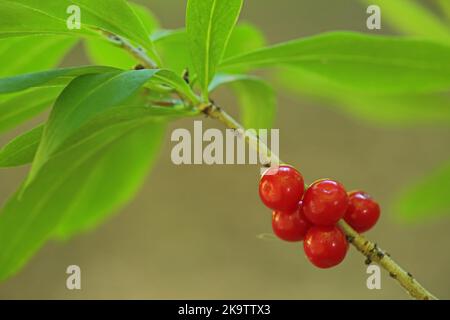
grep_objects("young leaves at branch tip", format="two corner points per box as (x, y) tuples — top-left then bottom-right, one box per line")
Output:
(187, 0), (244, 100)
(26, 68), (197, 182)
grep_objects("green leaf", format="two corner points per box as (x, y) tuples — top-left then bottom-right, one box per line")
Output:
(30, 70), (157, 175)
(223, 22), (266, 74)
(0, 0), (159, 62)
(341, 92), (450, 126)
(0, 72), (196, 280)
(278, 66), (450, 126)
(396, 160), (450, 221)
(0, 120), (166, 281)
(0, 66), (119, 134)
(30, 69), (197, 180)
(0, 125), (42, 167)
(151, 69), (200, 104)
(131, 3), (160, 35)
(0, 35), (79, 133)
(224, 22), (266, 59)
(153, 29), (195, 75)
(209, 74), (276, 129)
(0, 87), (62, 134)
(0, 35), (80, 133)
(0, 66), (196, 103)
(84, 3), (160, 69)
(0, 66), (119, 94)
(0, 35), (77, 77)
(360, 0), (450, 41)
(1, 103), (195, 169)
(53, 123), (165, 240)
(222, 32), (450, 94)
(186, 0), (243, 99)
(53, 104), (194, 237)
(155, 23), (264, 76)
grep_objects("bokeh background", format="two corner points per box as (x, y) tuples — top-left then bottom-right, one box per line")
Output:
(0, 0), (449, 299)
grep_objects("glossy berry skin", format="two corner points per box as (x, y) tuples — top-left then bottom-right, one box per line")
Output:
(304, 226), (348, 269)
(272, 202), (312, 242)
(259, 165), (305, 212)
(303, 179), (349, 226)
(344, 191), (380, 233)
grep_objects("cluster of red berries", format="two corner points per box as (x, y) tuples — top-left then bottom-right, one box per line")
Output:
(259, 165), (380, 269)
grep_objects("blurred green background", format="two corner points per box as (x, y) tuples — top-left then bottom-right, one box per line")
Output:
(0, 0), (449, 299)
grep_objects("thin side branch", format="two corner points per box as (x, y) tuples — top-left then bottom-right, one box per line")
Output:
(109, 32), (438, 300)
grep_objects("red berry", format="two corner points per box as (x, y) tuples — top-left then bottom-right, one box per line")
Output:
(303, 179), (349, 226)
(304, 226), (348, 269)
(344, 191), (380, 233)
(259, 165), (305, 212)
(272, 202), (312, 242)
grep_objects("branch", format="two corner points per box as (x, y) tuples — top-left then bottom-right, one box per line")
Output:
(201, 104), (438, 300)
(338, 221), (437, 300)
(110, 32), (438, 300)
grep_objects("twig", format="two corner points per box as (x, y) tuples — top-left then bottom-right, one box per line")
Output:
(198, 103), (279, 167)
(109, 32), (438, 300)
(100, 30), (158, 69)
